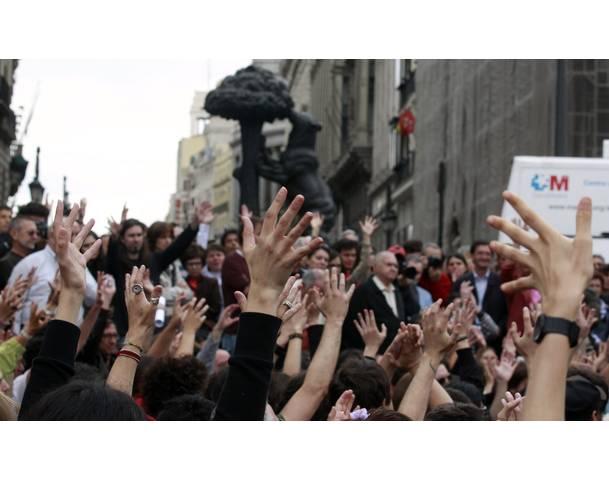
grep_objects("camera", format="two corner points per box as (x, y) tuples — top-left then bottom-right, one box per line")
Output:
(427, 256), (443, 269)
(404, 266), (418, 280)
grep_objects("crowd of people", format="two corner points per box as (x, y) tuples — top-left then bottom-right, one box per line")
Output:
(0, 187), (607, 421)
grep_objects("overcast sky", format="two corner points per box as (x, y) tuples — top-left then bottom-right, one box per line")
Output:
(10, 59), (249, 230)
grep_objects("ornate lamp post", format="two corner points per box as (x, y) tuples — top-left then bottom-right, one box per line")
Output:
(28, 147), (45, 203)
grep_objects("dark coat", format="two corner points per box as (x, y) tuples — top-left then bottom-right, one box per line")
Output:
(452, 271), (508, 332)
(341, 276), (407, 353)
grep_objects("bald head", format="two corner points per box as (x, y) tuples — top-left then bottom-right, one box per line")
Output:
(374, 251), (399, 285)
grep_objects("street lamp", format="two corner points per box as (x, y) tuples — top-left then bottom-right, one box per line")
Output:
(381, 208), (398, 247)
(28, 146), (45, 203)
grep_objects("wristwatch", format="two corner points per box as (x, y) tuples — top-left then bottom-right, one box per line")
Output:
(533, 314), (580, 348)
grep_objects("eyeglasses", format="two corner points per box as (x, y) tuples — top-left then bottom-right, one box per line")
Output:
(102, 333), (118, 339)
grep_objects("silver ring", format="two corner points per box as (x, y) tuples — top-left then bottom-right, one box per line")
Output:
(150, 297), (159, 305)
(282, 300), (293, 309)
(131, 284), (144, 295)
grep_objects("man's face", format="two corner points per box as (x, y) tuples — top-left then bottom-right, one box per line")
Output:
(13, 219), (39, 252)
(223, 233), (240, 254)
(423, 245), (443, 260)
(99, 323), (119, 356)
(472, 245), (492, 271)
(122, 226), (144, 254)
(0, 209), (12, 233)
(340, 248), (357, 271)
(206, 250), (225, 272)
(376, 253), (399, 283)
(185, 257), (203, 278)
(589, 278), (603, 296)
(593, 256), (605, 272)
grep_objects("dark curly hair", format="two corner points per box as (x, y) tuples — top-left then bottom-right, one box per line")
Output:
(157, 394), (215, 421)
(329, 357), (390, 411)
(142, 357), (208, 417)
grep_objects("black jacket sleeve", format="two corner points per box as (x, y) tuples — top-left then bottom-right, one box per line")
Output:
(451, 347), (484, 391)
(213, 312), (281, 421)
(154, 225), (198, 275)
(19, 319), (80, 419)
(341, 285), (367, 351)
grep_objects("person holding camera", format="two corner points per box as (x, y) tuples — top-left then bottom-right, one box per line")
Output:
(418, 243), (452, 303)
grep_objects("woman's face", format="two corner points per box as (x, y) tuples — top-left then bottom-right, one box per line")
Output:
(309, 249), (329, 270)
(480, 348), (498, 369)
(154, 233), (173, 252)
(81, 233), (99, 260)
(99, 323), (119, 356)
(447, 257), (467, 278)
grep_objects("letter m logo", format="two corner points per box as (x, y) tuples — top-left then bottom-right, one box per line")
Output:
(550, 175), (569, 191)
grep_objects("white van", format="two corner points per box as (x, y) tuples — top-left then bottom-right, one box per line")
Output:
(500, 155), (609, 260)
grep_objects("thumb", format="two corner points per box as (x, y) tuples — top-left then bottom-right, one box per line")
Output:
(234, 291), (247, 311)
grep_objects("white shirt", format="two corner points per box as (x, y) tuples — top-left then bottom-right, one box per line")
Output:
(474, 269), (491, 304)
(7, 245), (98, 333)
(197, 224), (210, 249)
(372, 275), (398, 317)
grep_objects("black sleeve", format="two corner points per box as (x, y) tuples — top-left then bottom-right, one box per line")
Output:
(213, 312), (281, 421)
(451, 347), (484, 391)
(155, 225), (198, 273)
(76, 309), (109, 366)
(340, 286), (366, 351)
(0, 260), (11, 291)
(19, 319), (80, 419)
(307, 324), (324, 357)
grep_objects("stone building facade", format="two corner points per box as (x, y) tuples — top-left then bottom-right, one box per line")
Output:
(0, 60), (19, 204)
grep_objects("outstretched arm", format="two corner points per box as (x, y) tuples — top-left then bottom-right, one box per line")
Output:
(487, 192), (593, 420)
(20, 201), (101, 419)
(280, 268), (354, 421)
(399, 301), (456, 420)
(213, 187), (322, 420)
(106, 267), (160, 396)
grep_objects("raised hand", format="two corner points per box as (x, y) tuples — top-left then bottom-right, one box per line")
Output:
(124, 265), (162, 349)
(215, 304), (240, 333)
(421, 300), (456, 365)
(392, 324), (424, 371)
(194, 201), (214, 226)
(53, 201), (101, 295)
(328, 389), (356, 421)
(275, 276), (301, 320)
(510, 306), (537, 359)
(97, 273), (116, 310)
(242, 187), (322, 316)
(316, 267), (355, 325)
(354, 309), (387, 358)
(359, 215), (379, 239)
(25, 304), (49, 338)
(240, 204), (253, 219)
(576, 302), (597, 344)
(310, 212), (324, 235)
(487, 192), (593, 320)
(496, 391), (524, 421)
(182, 297), (209, 333)
(492, 349), (517, 383)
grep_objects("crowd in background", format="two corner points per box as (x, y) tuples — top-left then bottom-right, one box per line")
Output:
(0, 188), (607, 421)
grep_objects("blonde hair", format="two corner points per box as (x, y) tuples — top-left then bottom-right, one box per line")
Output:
(0, 390), (17, 421)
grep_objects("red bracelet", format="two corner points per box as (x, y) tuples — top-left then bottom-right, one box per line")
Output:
(117, 349), (142, 363)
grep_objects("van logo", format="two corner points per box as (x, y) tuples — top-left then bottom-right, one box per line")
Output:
(531, 174), (569, 192)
